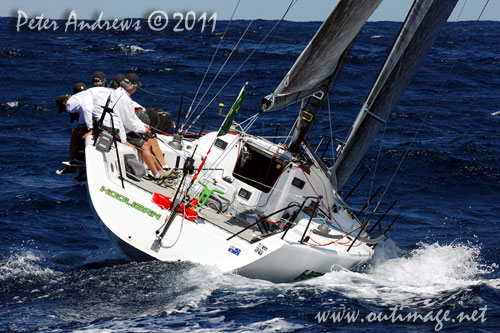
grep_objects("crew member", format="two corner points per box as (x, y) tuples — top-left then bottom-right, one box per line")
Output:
(56, 82), (92, 175)
(112, 73), (169, 179)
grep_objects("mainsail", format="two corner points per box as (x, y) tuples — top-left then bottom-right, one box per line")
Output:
(332, 0), (458, 190)
(262, 0), (382, 111)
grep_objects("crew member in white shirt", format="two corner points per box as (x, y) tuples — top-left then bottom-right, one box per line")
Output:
(112, 73), (167, 179)
(65, 82), (93, 162)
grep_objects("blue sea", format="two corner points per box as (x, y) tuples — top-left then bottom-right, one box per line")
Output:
(0, 15), (499, 332)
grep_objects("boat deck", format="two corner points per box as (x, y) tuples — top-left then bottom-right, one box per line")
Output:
(123, 174), (269, 243)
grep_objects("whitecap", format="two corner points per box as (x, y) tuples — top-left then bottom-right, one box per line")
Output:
(163, 264), (225, 314)
(371, 35), (384, 39)
(0, 250), (55, 280)
(117, 44), (153, 55)
(491, 111), (500, 116)
(5, 101), (19, 108)
(236, 317), (305, 332)
(485, 278), (500, 290)
(301, 241), (496, 307)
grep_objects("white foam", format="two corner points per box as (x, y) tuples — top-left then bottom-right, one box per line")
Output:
(302, 241), (496, 307)
(486, 278), (500, 290)
(491, 111), (500, 116)
(371, 35), (384, 39)
(5, 101), (19, 108)
(117, 44), (153, 55)
(0, 251), (55, 280)
(235, 317), (304, 332)
(163, 264), (225, 314)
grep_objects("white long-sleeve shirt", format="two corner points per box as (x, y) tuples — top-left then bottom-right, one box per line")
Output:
(87, 86), (127, 142)
(112, 87), (147, 141)
(66, 90), (93, 129)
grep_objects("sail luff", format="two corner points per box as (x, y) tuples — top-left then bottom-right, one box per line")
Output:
(263, 0), (382, 112)
(332, 0), (458, 190)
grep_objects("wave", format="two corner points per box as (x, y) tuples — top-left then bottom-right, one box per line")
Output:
(115, 44), (153, 55)
(2, 242), (496, 331)
(302, 241), (496, 308)
(3, 101), (19, 108)
(0, 250), (56, 281)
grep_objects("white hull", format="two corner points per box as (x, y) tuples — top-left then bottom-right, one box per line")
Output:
(85, 133), (375, 283)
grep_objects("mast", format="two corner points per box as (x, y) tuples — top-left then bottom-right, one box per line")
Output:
(332, 0), (458, 190)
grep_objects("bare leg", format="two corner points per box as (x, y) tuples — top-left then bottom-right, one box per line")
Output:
(140, 149), (160, 176)
(140, 140), (164, 177)
(150, 138), (167, 167)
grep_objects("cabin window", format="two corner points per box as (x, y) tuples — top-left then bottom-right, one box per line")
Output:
(233, 144), (285, 193)
(238, 188), (252, 200)
(292, 177), (305, 189)
(214, 138), (228, 150)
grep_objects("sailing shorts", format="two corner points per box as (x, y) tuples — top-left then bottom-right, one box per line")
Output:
(126, 132), (147, 148)
(74, 124), (90, 137)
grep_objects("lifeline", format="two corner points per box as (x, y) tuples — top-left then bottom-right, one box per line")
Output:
(100, 186), (161, 220)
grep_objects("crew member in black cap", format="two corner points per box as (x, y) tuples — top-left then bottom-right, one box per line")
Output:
(73, 82), (86, 94)
(109, 73), (125, 89)
(92, 71), (106, 87)
(112, 73), (171, 179)
(56, 81), (92, 176)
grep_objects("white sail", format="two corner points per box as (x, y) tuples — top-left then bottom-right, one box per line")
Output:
(262, 0), (382, 111)
(332, 0), (458, 190)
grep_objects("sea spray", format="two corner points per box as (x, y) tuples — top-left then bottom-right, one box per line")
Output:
(302, 241), (496, 307)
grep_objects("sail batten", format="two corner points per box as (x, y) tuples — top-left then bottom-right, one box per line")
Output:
(332, 0), (458, 190)
(263, 0), (382, 112)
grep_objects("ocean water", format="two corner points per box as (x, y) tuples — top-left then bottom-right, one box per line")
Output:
(0, 16), (499, 332)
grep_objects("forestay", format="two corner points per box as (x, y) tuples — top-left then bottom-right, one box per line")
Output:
(262, 0), (382, 111)
(332, 0), (458, 190)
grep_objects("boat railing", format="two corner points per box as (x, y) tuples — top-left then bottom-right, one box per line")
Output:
(226, 195), (319, 242)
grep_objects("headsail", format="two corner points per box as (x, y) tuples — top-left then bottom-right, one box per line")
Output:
(261, 0), (382, 112)
(332, 0), (458, 190)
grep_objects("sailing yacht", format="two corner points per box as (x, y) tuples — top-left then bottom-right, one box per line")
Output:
(85, 0), (458, 282)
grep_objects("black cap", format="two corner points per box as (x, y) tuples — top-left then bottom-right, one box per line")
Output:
(56, 94), (70, 113)
(92, 71), (106, 85)
(110, 73), (125, 89)
(73, 82), (87, 94)
(124, 73), (142, 87)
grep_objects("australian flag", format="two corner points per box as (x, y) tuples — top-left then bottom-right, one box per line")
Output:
(228, 245), (241, 256)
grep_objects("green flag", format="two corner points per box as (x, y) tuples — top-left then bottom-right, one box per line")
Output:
(217, 83), (247, 137)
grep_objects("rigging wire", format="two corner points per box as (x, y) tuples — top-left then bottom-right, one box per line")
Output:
(284, 117), (298, 145)
(362, 123), (386, 219)
(180, 0), (242, 132)
(304, 40), (356, 146)
(183, 0), (268, 129)
(373, 0), (490, 212)
(326, 94), (338, 188)
(185, 0), (296, 133)
(251, 0), (298, 72)
(456, 0), (468, 21)
(136, 86), (194, 101)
